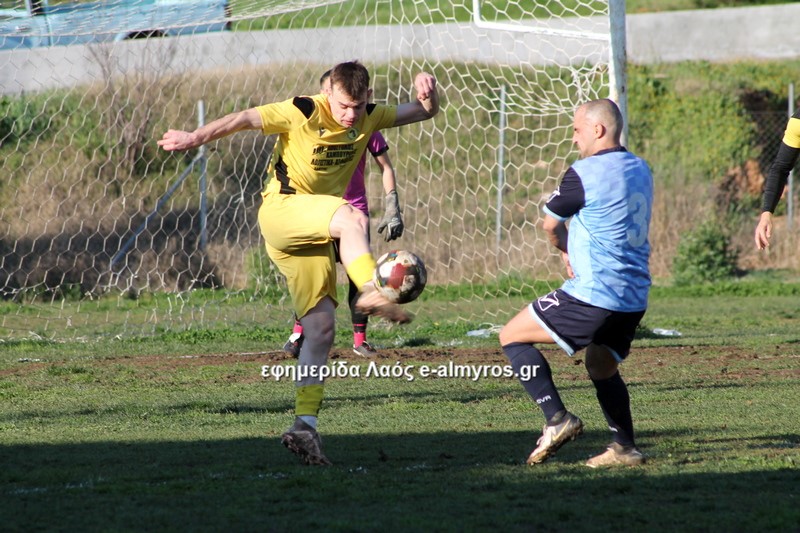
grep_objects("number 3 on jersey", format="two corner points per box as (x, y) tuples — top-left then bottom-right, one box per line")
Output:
(627, 192), (650, 247)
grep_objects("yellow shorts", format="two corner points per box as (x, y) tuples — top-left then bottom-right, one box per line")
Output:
(258, 192), (349, 318)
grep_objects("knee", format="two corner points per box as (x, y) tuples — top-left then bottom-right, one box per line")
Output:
(584, 344), (618, 380)
(300, 298), (336, 347)
(498, 325), (513, 347)
(331, 204), (369, 240)
(354, 210), (369, 234)
(342, 205), (369, 233)
(304, 317), (335, 347)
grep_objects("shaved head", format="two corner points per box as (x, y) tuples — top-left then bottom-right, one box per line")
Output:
(572, 99), (624, 158)
(579, 99), (623, 144)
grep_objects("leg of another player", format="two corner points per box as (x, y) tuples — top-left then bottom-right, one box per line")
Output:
(348, 278), (376, 357)
(283, 314), (304, 357)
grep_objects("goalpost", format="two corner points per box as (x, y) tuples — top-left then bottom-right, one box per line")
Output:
(0, 0), (624, 340)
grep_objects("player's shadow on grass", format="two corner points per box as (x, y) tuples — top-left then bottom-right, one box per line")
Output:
(3, 428), (798, 531)
(323, 381), (589, 408)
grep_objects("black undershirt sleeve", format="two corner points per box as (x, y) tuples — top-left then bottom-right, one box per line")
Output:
(762, 141), (800, 213)
(545, 168), (585, 219)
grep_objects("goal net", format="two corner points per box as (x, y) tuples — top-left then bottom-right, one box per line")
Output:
(0, 0), (617, 341)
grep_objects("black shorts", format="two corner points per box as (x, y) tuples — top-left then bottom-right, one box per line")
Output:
(529, 289), (645, 362)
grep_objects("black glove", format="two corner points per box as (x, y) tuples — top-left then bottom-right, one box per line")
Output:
(376, 190), (404, 242)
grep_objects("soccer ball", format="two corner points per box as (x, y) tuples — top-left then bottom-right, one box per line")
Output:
(373, 250), (427, 304)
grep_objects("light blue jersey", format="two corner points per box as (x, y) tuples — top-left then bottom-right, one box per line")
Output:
(544, 149), (653, 312)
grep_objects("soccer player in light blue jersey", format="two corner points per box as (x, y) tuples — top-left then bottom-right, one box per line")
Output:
(499, 99), (653, 468)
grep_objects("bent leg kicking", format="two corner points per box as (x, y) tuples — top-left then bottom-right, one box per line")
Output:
(330, 203), (411, 324)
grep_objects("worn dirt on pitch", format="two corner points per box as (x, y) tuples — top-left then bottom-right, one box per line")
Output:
(6, 345), (796, 384)
(196, 345), (797, 381)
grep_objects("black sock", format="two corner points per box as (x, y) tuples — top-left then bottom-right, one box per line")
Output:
(349, 280), (368, 325)
(592, 372), (635, 447)
(503, 342), (565, 422)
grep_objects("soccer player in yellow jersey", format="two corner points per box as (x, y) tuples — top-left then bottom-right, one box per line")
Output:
(283, 69), (404, 359)
(755, 109), (800, 250)
(158, 61), (439, 465)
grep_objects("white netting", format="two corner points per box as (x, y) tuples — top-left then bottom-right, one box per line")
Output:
(0, 0), (615, 339)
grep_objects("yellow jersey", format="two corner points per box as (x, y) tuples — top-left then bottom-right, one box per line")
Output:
(258, 94), (397, 197)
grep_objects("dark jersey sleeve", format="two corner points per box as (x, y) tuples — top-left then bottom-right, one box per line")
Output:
(763, 111), (800, 213)
(544, 167), (585, 219)
(762, 141), (800, 213)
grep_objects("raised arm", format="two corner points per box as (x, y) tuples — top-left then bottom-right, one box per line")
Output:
(157, 108), (263, 152)
(393, 72), (440, 127)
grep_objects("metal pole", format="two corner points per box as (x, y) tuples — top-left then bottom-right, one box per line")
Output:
(789, 84), (794, 231)
(198, 100), (208, 250)
(608, 0), (628, 146)
(496, 85), (506, 253)
(110, 154), (203, 269)
(110, 100), (209, 271)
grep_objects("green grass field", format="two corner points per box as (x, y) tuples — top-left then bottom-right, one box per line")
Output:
(2, 1), (798, 529)
(1, 283), (798, 531)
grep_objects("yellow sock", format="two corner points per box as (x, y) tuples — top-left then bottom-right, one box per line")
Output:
(346, 252), (376, 290)
(295, 384), (324, 416)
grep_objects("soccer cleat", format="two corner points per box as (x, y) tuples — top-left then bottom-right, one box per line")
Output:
(586, 442), (645, 468)
(352, 341), (378, 358)
(280, 418), (332, 466)
(526, 412), (584, 465)
(355, 282), (412, 324)
(283, 333), (303, 358)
